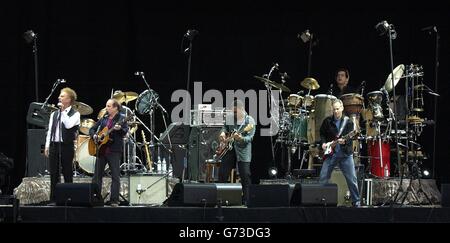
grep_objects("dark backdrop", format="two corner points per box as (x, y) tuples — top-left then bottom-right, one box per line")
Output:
(2, 0), (449, 192)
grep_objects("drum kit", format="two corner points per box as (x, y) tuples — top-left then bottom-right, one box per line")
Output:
(72, 89), (166, 176)
(257, 62), (435, 180)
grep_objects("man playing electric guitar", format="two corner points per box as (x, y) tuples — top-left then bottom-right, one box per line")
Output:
(319, 99), (360, 207)
(89, 99), (129, 207)
(218, 100), (256, 205)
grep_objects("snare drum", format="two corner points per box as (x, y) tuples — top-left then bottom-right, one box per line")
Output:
(340, 93), (364, 115)
(287, 94), (303, 107)
(80, 118), (95, 135)
(368, 139), (390, 178)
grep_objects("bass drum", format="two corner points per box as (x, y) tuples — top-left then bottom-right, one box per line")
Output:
(75, 135), (108, 175)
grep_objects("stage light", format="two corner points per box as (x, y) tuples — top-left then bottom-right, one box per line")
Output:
(375, 20), (397, 39)
(422, 169), (431, 178)
(268, 167), (278, 178)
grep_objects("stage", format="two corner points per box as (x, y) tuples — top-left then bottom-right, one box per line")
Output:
(1, 204), (450, 223)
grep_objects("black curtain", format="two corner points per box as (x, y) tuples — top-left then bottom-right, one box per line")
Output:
(2, 1), (450, 192)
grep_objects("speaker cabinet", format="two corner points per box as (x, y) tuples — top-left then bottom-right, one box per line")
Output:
(188, 127), (222, 181)
(291, 183), (338, 206)
(129, 174), (167, 205)
(27, 129), (48, 177)
(55, 183), (103, 206)
(441, 184), (450, 207)
(216, 183), (242, 206)
(247, 184), (291, 207)
(166, 183), (217, 206)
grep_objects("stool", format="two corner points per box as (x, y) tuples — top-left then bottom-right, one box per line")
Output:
(205, 159), (221, 183)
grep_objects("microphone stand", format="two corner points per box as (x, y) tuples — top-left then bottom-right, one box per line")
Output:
(42, 79), (65, 109)
(33, 35), (39, 102)
(382, 25), (403, 206)
(431, 28), (440, 179)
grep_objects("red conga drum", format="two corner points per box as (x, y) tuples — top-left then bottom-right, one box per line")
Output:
(368, 140), (391, 178)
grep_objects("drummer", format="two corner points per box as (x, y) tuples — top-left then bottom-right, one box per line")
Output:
(333, 68), (356, 98)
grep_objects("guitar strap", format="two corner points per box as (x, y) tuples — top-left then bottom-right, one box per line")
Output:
(337, 116), (349, 137)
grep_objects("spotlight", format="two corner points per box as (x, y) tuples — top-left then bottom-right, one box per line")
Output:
(422, 169), (431, 178)
(268, 167), (278, 178)
(375, 20), (397, 39)
(23, 30), (37, 44)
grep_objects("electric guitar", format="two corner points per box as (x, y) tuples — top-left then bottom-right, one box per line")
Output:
(214, 123), (254, 161)
(88, 115), (132, 156)
(322, 130), (358, 160)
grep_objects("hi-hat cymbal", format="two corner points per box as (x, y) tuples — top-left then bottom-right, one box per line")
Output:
(384, 64), (405, 92)
(113, 91), (139, 104)
(300, 77), (320, 90)
(73, 101), (93, 115)
(254, 76), (291, 92)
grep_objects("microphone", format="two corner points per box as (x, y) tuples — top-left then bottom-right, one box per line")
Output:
(421, 26), (437, 32)
(328, 83), (334, 95)
(184, 29), (199, 38)
(359, 80), (366, 95)
(428, 91), (440, 97)
(157, 103), (168, 114)
(280, 72), (290, 80)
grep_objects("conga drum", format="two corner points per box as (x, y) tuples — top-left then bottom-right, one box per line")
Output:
(368, 139), (391, 178)
(340, 93), (364, 115)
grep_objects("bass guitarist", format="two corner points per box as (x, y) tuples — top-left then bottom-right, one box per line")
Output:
(319, 99), (360, 207)
(89, 98), (129, 207)
(218, 99), (256, 205)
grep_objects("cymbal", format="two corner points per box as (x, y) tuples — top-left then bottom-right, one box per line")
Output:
(113, 91), (139, 104)
(384, 64), (405, 92)
(300, 77), (320, 90)
(97, 108), (106, 120)
(73, 101), (93, 115)
(254, 76), (291, 92)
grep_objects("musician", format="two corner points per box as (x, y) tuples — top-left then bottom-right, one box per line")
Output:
(44, 87), (80, 203)
(319, 99), (360, 207)
(333, 68), (356, 98)
(89, 99), (129, 207)
(218, 99), (256, 204)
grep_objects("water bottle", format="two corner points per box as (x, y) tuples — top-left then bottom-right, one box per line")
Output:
(157, 156), (162, 173)
(168, 163), (173, 177)
(162, 158), (167, 173)
(384, 164), (389, 178)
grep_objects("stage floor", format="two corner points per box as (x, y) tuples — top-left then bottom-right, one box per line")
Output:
(2, 204), (450, 223)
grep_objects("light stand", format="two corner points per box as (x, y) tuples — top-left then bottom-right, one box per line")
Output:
(24, 30), (39, 102)
(182, 29), (198, 124)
